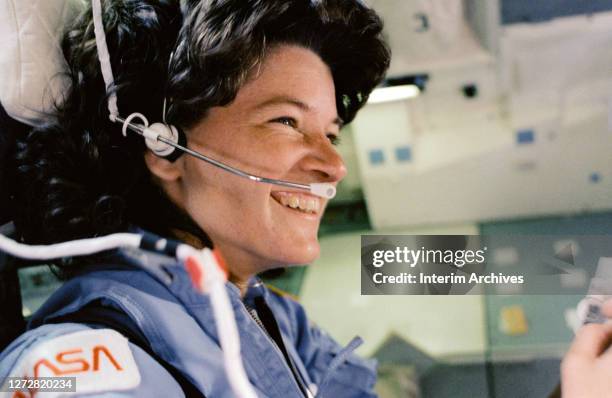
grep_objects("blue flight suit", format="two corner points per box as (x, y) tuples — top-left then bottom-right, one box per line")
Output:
(0, 245), (377, 397)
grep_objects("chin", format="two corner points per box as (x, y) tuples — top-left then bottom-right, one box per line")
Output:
(296, 245), (321, 265)
(277, 241), (321, 267)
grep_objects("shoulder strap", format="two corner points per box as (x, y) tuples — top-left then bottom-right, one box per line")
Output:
(49, 301), (207, 398)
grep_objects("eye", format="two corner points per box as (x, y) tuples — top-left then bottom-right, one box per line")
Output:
(271, 117), (298, 129)
(327, 134), (341, 146)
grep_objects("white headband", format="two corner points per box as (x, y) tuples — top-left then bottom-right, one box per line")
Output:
(92, 0), (119, 121)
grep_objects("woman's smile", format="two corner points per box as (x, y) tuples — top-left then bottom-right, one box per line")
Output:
(270, 191), (323, 216)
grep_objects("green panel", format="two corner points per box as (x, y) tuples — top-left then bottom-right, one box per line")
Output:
(480, 211), (612, 357)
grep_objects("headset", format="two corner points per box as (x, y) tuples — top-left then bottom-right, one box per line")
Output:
(92, 0), (337, 200)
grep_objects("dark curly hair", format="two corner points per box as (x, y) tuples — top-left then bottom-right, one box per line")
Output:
(13, 0), (390, 252)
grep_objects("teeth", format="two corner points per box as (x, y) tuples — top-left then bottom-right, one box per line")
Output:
(306, 199), (316, 212)
(276, 193), (319, 214)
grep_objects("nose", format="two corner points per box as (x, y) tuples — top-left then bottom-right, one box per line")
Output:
(300, 135), (348, 183)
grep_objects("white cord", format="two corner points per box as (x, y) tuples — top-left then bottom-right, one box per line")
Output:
(0, 233), (141, 260)
(92, 0), (119, 121)
(177, 245), (258, 398)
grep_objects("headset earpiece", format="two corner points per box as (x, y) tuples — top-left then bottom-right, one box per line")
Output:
(163, 124), (187, 162)
(144, 123), (186, 162)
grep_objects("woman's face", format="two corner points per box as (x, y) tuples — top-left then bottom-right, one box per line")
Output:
(152, 45), (346, 278)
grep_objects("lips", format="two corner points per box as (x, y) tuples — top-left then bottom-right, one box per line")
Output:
(270, 191), (321, 214)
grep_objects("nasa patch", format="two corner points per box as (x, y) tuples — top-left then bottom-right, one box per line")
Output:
(6, 329), (141, 397)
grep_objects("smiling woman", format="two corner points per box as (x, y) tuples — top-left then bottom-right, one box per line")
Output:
(149, 45), (349, 286)
(1, 0), (391, 397)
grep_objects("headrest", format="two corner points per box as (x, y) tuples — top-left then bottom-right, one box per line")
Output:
(0, 0), (85, 127)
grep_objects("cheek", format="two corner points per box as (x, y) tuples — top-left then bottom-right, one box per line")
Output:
(243, 133), (306, 176)
(180, 160), (270, 234)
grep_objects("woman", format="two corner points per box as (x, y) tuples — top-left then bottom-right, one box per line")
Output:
(1, 1), (390, 397)
(0, 1), (611, 397)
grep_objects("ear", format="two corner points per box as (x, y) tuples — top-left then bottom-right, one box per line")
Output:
(144, 150), (182, 182)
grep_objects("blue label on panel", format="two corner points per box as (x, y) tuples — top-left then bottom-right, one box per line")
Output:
(516, 129), (535, 145)
(590, 172), (601, 184)
(395, 146), (412, 162)
(368, 149), (385, 165)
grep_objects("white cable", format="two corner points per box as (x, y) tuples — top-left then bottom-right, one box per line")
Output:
(92, 0), (119, 121)
(177, 245), (258, 398)
(0, 233), (141, 260)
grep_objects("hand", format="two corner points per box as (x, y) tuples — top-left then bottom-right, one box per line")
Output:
(561, 300), (612, 398)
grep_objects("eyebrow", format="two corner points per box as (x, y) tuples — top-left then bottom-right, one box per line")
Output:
(253, 95), (344, 128)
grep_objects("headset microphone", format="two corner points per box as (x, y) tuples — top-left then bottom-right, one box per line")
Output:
(92, 0), (336, 199)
